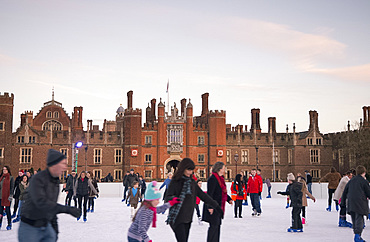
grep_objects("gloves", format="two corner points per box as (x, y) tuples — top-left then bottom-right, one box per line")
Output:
(258, 192), (261, 196)
(149, 240), (152, 242)
(68, 207), (81, 218)
(277, 191), (282, 195)
(8, 195), (13, 202)
(169, 197), (181, 206)
(247, 193), (249, 196)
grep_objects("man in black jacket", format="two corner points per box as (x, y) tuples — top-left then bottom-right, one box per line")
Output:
(305, 170), (313, 195)
(341, 165), (370, 242)
(11, 170), (24, 218)
(18, 149), (81, 241)
(277, 173), (303, 233)
(65, 171), (77, 207)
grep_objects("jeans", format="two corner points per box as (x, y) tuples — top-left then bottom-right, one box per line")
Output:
(307, 183), (312, 195)
(66, 190), (77, 207)
(18, 221), (56, 242)
(0, 201), (11, 226)
(350, 212), (365, 235)
(88, 197), (94, 210)
(267, 186), (271, 197)
(234, 200), (242, 217)
(291, 206), (302, 229)
(77, 194), (89, 218)
(16, 200), (23, 217)
(250, 193), (261, 213)
(127, 237), (144, 242)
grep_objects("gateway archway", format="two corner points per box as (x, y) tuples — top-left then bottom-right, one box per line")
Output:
(163, 156), (182, 178)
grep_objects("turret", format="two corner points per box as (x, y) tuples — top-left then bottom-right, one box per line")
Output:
(309, 110), (319, 132)
(250, 109), (261, 133)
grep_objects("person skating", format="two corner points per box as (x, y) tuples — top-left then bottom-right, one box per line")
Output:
(247, 168), (262, 216)
(165, 158), (222, 242)
(334, 169), (354, 228)
(65, 171), (77, 207)
(127, 181), (180, 242)
(86, 171), (99, 213)
(18, 149), (81, 241)
(125, 169), (139, 205)
(12, 175), (29, 223)
(122, 171), (130, 202)
(320, 167), (342, 211)
(297, 176), (315, 225)
(305, 170), (313, 195)
(231, 174), (246, 218)
(139, 176), (146, 202)
(277, 173), (303, 233)
(73, 171), (97, 222)
(257, 169), (262, 200)
(160, 172), (173, 200)
(341, 165), (370, 242)
(241, 171), (248, 206)
(127, 181), (141, 218)
(11, 170), (24, 219)
(264, 178), (272, 198)
(0, 165), (14, 230)
(195, 180), (203, 225)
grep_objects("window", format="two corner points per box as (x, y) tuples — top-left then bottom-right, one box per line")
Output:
(199, 169), (205, 179)
(17, 136), (25, 143)
(338, 149), (344, 167)
(241, 150), (248, 163)
(307, 138), (313, 145)
(145, 135), (152, 145)
(145, 170), (152, 179)
(310, 149), (320, 163)
(42, 120), (63, 131)
(288, 149), (293, 164)
(316, 138), (322, 145)
(114, 169), (122, 181)
(198, 154), (205, 163)
(226, 150), (231, 163)
(349, 150), (356, 168)
(60, 148), (68, 163)
(60, 171), (67, 182)
(0, 122), (4, 131)
(46, 111), (52, 118)
(225, 169), (232, 181)
(198, 136), (205, 145)
(145, 154), (152, 163)
(114, 149), (122, 163)
(94, 169), (102, 180)
(167, 124), (183, 144)
(273, 170), (280, 181)
(53, 111), (59, 118)
(0, 148), (3, 158)
(332, 150), (337, 160)
(20, 148), (32, 163)
(311, 169), (320, 179)
(29, 136), (36, 143)
(273, 149), (280, 164)
(94, 149), (102, 164)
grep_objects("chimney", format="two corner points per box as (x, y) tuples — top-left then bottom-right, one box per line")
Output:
(268, 117), (276, 134)
(151, 99), (156, 121)
(127, 91), (133, 109)
(146, 104), (151, 124)
(72, 107), (83, 130)
(201, 93), (209, 116)
(87, 120), (93, 131)
(363, 106), (370, 127)
(250, 109), (261, 133)
(181, 98), (186, 117)
(309, 110), (319, 132)
(20, 113), (26, 126)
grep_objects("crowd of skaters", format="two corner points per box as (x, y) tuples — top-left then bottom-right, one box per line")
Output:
(0, 150), (369, 242)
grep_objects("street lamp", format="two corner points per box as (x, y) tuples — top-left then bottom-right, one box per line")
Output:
(234, 152), (239, 175)
(73, 141), (83, 173)
(256, 146), (259, 170)
(85, 145), (88, 172)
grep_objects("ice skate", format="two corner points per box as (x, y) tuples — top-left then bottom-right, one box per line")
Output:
(354, 234), (365, 242)
(326, 205), (331, 212)
(12, 216), (20, 223)
(198, 217), (203, 225)
(6, 225), (12, 230)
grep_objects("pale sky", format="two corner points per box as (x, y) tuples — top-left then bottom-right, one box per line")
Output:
(1, 0), (369, 134)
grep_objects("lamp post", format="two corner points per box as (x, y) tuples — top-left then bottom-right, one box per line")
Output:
(234, 152), (239, 175)
(74, 141), (83, 173)
(85, 145), (88, 172)
(256, 146), (259, 170)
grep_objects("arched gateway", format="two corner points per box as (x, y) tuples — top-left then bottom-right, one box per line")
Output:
(163, 155), (182, 178)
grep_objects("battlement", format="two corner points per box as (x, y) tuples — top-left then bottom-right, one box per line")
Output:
(125, 108), (142, 115)
(25, 111), (33, 115)
(208, 110), (226, 117)
(0, 92), (14, 104)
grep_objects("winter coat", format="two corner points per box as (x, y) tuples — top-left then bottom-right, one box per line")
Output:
(341, 175), (370, 215)
(230, 181), (246, 201)
(20, 169), (62, 227)
(306, 173), (312, 184)
(202, 175), (232, 225)
(279, 181), (303, 207)
(13, 175), (22, 199)
(140, 179), (146, 193)
(127, 173), (139, 187)
(19, 181), (29, 200)
(123, 174), (129, 188)
(333, 176), (350, 201)
(89, 178), (99, 197)
(300, 179), (314, 207)
(127, 187), (141, 205)
(264, 178), (271, 188)
(0, 173), (14, 206)
(165, 176), (219, 228)
(66, 174), (77, 191)
(320, 171), (342, 189)
(74, 177), (97, 197)
(247, 174), (263, 194)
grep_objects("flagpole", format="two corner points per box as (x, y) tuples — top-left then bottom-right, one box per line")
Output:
(167, 79), (169, 114)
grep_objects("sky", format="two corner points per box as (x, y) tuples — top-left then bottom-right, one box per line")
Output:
(1, 0), (369, 133)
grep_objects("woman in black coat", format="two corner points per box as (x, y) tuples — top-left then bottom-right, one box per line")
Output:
(73, 171), (97, 222)
(165, 158), (222, 242)
(202, 162), (232, 242)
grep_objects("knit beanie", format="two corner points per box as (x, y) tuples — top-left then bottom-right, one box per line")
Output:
(47, 149), (66, 167)
(287, 173), (295, 181)
(145, 181), (162, 201)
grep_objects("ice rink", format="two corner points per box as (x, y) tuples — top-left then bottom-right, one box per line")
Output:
(1, 194), (368, 241)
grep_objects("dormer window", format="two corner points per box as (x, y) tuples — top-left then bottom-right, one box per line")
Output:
(46, 111), (52, 118)
(54, 111), (59, 118)
(316, 138), (322, 145)
(307, 138), (313, 145)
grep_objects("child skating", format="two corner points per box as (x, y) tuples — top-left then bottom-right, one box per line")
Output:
(127, 181), (141, 218)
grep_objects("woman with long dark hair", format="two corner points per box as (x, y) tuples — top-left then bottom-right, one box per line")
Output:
(165, 158), (222, 242)
(231, 173), (246, 218)
(0, 165), (15, 230)
(73, 171), (97, 222)
(203, 162), (232, 242)
(12, 174), (29, 223)
(86, 171), (99, 213)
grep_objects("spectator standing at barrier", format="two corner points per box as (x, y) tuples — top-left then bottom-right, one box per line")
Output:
(122, 171), (130, 202)
(319, 167), (342, 212)
(305, 170), (313, 195)
(65, 171), (77, 207)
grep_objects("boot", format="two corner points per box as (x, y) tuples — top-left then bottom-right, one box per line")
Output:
(354, 234), (365, 242)
(336, 205), (339, 211)
(302, 217), (305, 225)
(6, 224), (12, 230)
(326, 205), (331, 212)
(12, 215), (20, 223)
(0, 214), (2, 229)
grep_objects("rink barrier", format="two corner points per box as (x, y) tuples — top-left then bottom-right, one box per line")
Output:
(58, 182), (329, 203)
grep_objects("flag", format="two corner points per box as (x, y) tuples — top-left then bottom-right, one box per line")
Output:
(166, 79), (169, 93)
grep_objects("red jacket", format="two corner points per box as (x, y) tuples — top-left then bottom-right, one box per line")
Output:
(230, 182), (246, 200)
(247, 175), (262, 194)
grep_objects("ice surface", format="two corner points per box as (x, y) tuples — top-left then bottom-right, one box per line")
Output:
(1, 195), (368, 241)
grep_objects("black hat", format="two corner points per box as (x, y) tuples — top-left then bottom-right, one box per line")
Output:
(47, 149), (66, 167)
(130, 168), (134, 171)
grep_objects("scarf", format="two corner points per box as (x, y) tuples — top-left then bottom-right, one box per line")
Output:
(0, 173), (11, 206)
(149, 206), (157, 228)
(213, 172), (227, 212)
(166, 176), (192, 225)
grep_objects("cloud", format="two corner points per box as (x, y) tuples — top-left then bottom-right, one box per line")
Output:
(308, 63), (370, 82)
